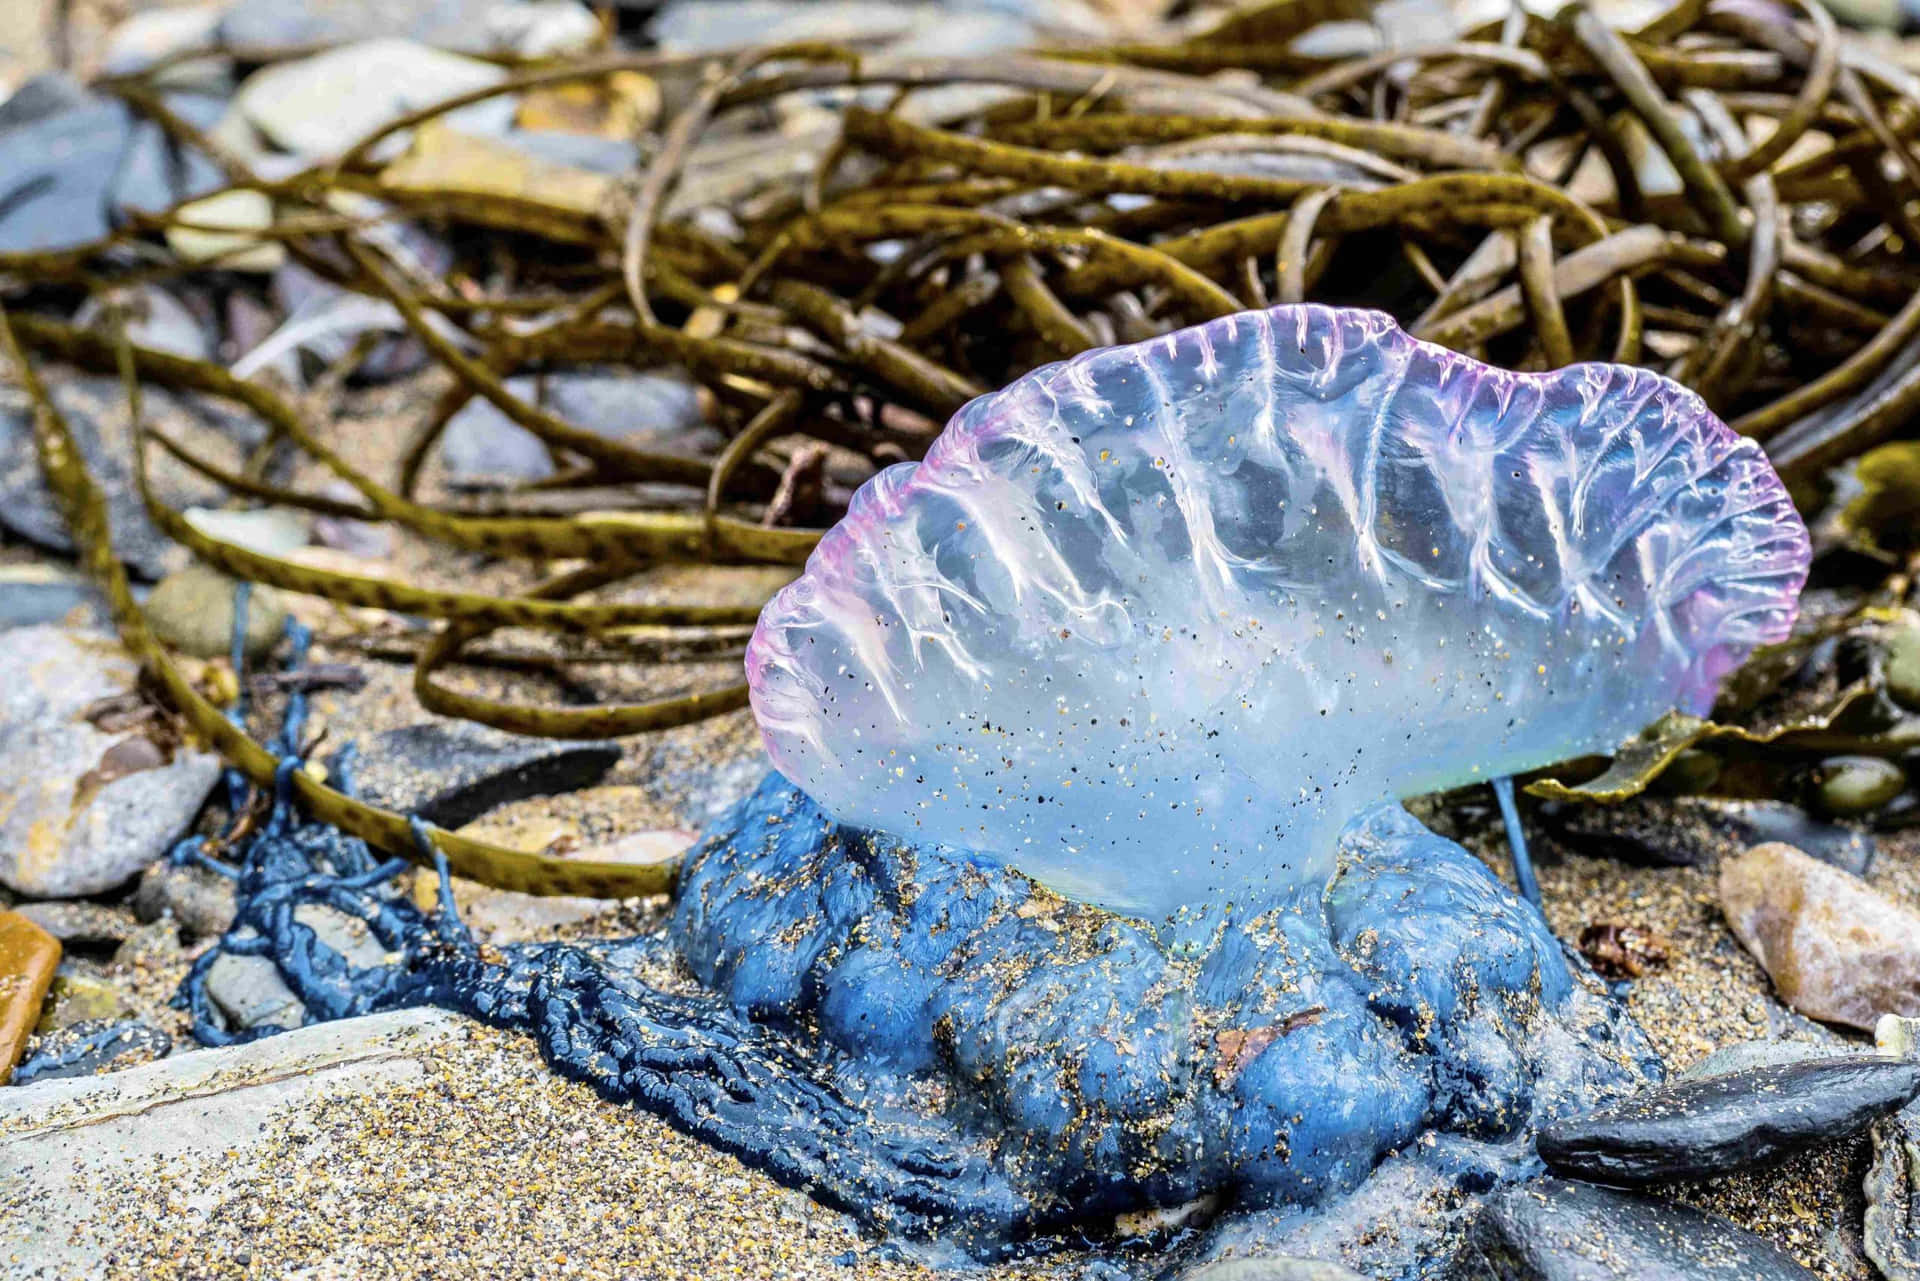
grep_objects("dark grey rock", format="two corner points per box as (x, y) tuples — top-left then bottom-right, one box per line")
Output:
(0, 72), (92, 128)
(0, 568), (111, 630)
(349, 722), (622, 828)
(0, 376), (249, 581)
(11, 1019), (173, 1084)
(133, 862), (238, 940)
(1865, 1103), (1919, 1281)
(1468, 1178), (1817, 1279)
(0, 82), (223, 255)
(439, 370), (717, 486)
(1537, 1056), (1920, 1184)
(203, 951), (303, 1031)
(1543, 795), (1874, 876)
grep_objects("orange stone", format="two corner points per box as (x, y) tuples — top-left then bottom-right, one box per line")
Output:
(0, 909), (61, 1085)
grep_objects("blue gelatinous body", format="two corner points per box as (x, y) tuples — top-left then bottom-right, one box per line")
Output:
(747, 305), (1810, 914)
(674, 773), (1657, 1227)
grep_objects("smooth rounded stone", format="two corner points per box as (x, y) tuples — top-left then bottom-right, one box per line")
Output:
(219, 0), (597, 55)
(675, 774), (1659, 1226)
(1814, 755), (1907, 817)
(164, 187), (283, 271)
(10, 1018), (172, 1084)
(232, 39), (515, 160)
(202, 951), (305, 1033)
(1651, 748), (1723, 795)
(293, 904), (392, 969)
(346, 722), (622, 828)
(1888, 620), (1920, 712)
(102, 5), (224, 77)
(748, 305), (1809, 917)
(1178, 1258), (1367, 1280)
(1720, 841), (1920, 1030)
(1467, 1178), (1818, 1280)
(439, 370), (717, 486)
(0, 627), (224, 898)
(1865, 1103), (1919, 1281)
(1536, 1055), (1920, 1183)
(132, 862), (238, 940)
(144, 565), (289, 661)
(183, 507), (310, 557)
(34, 975), (131, 1033)
(0, 911), (60, 1085)
(8, 902), (138, 948)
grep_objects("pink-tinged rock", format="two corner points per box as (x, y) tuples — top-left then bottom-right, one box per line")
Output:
(1720, 842), (1920, 1030)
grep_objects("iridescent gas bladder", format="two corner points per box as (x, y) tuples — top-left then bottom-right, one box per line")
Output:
(747, 305), (1810, 917)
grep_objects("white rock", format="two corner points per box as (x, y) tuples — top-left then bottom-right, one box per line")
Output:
(233, 38), (513, 161)
(165, 188), (283, 272)
(101, 6), (225, 80)
(183, 506), (310, 557)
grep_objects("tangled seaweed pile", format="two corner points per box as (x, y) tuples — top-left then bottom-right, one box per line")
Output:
(5, 0), (1920, 894)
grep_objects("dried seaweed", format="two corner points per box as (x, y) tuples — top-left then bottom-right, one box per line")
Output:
(8, 0), (1920, 885)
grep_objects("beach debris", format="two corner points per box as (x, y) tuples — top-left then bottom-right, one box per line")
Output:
(1467, 1178), (1818, 1280)
(0, 626), (222, 898)
(1537, 1056), (1920, 1183)
(1720, 841), (1920, 1030)
(0, 911), (60, 1085)
(1577, 922), (1670, 980)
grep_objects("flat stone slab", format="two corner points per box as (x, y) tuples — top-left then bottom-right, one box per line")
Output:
(1469, 1178), (1817, 1280)
(0, 1009), (465, 1274)
(1537, 1055), (1920, 1184)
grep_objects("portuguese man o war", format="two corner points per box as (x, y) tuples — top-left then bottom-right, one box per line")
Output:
(184, 306), (1812, 1276)
(747, 305), (1810, 915)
